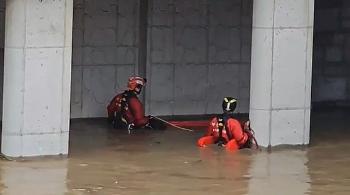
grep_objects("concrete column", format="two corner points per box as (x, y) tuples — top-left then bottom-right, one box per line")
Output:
(2, 0), (73, 157)
(250, 0), (314, 147)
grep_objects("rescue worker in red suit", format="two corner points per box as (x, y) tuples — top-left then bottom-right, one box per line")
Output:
(107, 76), (165, 131)
(197, 97), (256, 151)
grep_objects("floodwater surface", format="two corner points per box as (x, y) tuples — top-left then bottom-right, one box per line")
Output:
(0, 110), (350, 195)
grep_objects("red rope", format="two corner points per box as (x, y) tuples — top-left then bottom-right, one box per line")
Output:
(168, 120), (209, 127)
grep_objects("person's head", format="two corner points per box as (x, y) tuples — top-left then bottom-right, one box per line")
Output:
(127, 76), (147, 94)
(222, 97), (237, 114)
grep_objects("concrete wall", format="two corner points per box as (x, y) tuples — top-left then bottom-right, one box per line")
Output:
(313, 0), (350, 105)
(71, 0), (253, 118)
(0, 0), (346, 118)
(71, 0), (139, 118)
(1, 0), (347, 117)
(147, 0), (252, 115)
(0, 0), (252, 119)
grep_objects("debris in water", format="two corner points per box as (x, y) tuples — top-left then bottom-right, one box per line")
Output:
(72, 188), (87, 191)
(92, 186), (104, 191)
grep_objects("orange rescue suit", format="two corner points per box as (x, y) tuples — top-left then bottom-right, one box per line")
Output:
(197, 117), (249, 151)
(107, 91), (149, 128)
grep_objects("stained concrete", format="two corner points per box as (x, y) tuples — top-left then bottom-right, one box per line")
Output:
(1, 0), (73, 157)
(147, 0), (252, 116)
(71, 0), (253, 118)
(71, 0), (139, 118)
(0, 109), (349, 194)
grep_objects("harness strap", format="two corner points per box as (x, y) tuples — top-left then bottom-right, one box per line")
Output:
(244, 124), (260, 149)
(216, 115), (233, 141)
(217, 117), (224, 141)
(120, 91), (136, 124)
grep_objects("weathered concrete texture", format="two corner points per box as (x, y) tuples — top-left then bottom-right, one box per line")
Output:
(312, 0), (350, 104)
(81, 67), (116, 117)
(2, 0), (73, 157)
(147, 0), (253, 115)
(71, 0), (138, 118)
(250, 0), (314, 147)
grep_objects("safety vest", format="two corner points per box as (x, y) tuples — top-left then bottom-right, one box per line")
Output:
(108, 90), (137, 125)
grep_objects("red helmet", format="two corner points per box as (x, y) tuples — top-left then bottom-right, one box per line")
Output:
(127, 76), (147, 93)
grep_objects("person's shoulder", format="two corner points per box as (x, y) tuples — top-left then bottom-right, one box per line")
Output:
(128, 96), (140, 103)
(227, 118), (240, 125)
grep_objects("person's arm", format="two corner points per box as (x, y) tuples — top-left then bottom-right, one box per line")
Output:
(205, 118), (216, 136)
(128, 97), (149, 127)
(227, 119), (247, 145)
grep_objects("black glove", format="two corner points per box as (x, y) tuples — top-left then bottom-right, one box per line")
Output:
(148, 117), (167, 130)
(216, 137), (227, 147)
(145, 122), (153, 129)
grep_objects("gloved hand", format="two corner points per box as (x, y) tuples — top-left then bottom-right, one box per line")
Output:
(127, 123), (135, 134)
(145, 122), (153, 129)
(148, 117), (167, 130)
(216, 137), (227, 147)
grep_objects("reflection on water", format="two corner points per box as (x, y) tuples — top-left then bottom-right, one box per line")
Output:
(0, 111), (350, 194)
(0, 160), (68, 195)
(248, 150), (310, 195)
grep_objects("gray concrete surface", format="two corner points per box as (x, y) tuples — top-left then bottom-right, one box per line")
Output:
(1, 0), (73, 157)
(71, 0), (139, 118)
(146, 0), (252, 116)
(250, 0), (314, 146)
(71, 0), (253, 118)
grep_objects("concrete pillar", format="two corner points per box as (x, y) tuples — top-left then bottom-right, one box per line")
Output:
(2, 0), (73, 157)
(250, 1), (314, 147)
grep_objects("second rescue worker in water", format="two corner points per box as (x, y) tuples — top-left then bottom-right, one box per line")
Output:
(197, 97), (258, 150)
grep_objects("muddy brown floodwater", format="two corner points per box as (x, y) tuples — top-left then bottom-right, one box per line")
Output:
(1, 109), (350, 195)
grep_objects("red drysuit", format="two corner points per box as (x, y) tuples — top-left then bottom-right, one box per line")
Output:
(107, 91), (149, 128)
(197, 117), (249, 151)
